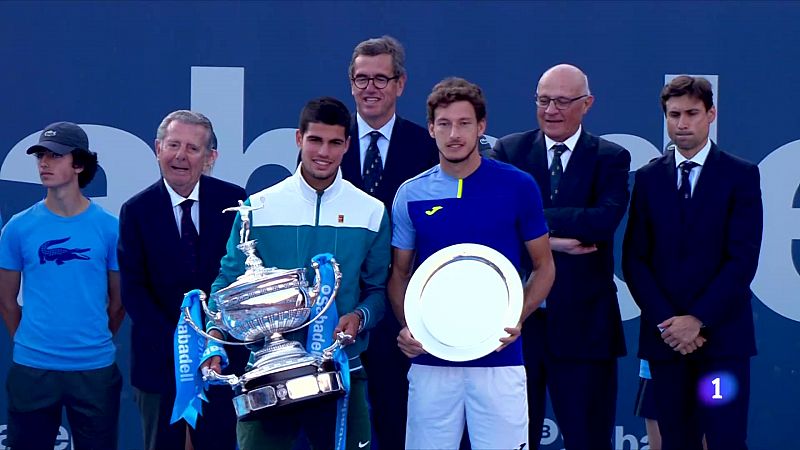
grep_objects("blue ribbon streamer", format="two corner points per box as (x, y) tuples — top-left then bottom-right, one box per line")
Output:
(170, 289), (209, 428)
(306, 253), (350, 450)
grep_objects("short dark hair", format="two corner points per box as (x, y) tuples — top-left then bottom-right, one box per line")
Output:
(298, 97), (351, 139)
(426, 77), (487, 124)
(71, 148), (99, 188)
(349, 35), (406, 78)
(660, 75), (714, 113)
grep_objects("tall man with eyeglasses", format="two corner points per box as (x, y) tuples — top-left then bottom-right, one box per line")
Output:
(490, 64), (631, 449)
(341, 35), (438, 450)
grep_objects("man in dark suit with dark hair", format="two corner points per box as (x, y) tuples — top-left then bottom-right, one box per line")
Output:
(342, 35), (438, 213)
(340, 35), (438, 449)
(490, 64), (630, 450)
(118, 110), (247, 450)
(623, 76), (762, 450)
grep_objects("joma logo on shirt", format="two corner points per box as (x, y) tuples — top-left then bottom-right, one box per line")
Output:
(425, 206), (443, 216)
(38, 237), (90, 265)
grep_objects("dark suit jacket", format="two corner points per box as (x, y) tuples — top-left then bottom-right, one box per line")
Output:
(341, 114), (438, 215)
(491, 129), (630, 359)
(118, 175), (246, 392)
(622, 144), (762, 361)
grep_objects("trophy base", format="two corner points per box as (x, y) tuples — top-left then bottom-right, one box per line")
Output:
(232, 358), (344, 420)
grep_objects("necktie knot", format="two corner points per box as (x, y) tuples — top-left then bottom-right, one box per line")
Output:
(679, 160), (699, 175)
(369, 131), (382, 144)
(180, 199), (195, 214)
(552, 143), (567, 158)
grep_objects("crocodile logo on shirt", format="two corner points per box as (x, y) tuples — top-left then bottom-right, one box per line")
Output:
(38, 237), (90, 265)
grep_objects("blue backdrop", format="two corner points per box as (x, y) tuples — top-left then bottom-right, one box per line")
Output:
(1, 2), (799, 449)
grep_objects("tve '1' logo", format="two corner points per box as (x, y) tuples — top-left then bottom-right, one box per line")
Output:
(1, 68), (798, 322)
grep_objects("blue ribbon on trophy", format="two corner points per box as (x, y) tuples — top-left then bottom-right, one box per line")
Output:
(170, 289), (213, 427)
(306, 253), (350, 450)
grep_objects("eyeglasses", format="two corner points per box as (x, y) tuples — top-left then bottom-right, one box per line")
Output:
(534, 94), (589, 110)
(352, 75), (399, 90)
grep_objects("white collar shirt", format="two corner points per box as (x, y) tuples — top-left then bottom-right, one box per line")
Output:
(544, 125), (582, 171)
(164, 178), (200, 236)
(674, 138), (712, 196)
(356, 113), (396, 174)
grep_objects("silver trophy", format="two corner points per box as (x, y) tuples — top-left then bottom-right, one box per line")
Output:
(183, 200), (349, 420)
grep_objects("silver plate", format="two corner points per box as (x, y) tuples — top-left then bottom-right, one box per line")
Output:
(404, 243), (523, 362)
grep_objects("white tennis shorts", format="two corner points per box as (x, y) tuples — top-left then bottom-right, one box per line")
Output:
(405, 364), (529, 450)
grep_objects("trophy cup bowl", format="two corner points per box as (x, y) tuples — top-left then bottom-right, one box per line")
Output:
(209, 253), (315, 343)
(181, 201), (349, 420)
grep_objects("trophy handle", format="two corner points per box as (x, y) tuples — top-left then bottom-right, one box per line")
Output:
(201, 367), (240, 386)
(199, 291), (222, 326)
(182, 304), (260, 347)
(307, 260), (322, 303)
(322, 332), (354, 360)
(283, 258), (342, 334)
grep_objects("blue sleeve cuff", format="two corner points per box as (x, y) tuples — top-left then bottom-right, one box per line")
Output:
(207, 326), (228, 340)
(200, 342), (229, 370)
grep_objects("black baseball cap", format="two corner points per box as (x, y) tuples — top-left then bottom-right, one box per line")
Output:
(26, 121), (89, 155)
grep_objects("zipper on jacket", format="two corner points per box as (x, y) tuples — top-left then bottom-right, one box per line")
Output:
(315, 190), (323, 226)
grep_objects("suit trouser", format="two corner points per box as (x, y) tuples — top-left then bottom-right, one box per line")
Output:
(361, 314), (410, 450)
(6, 362), (121, 450)
(523, 309), (618, 450)
(134, 342), (248, 450)
(134, 383), (239, 450)
(649, 356), (750, 450)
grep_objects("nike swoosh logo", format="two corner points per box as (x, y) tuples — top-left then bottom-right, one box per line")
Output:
(358, 441), (370, 448)
(425, 206), (443, 215)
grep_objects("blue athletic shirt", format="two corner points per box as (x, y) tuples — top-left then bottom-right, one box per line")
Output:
(0, 200), (119, 370)
(392, 158), (548, 367)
